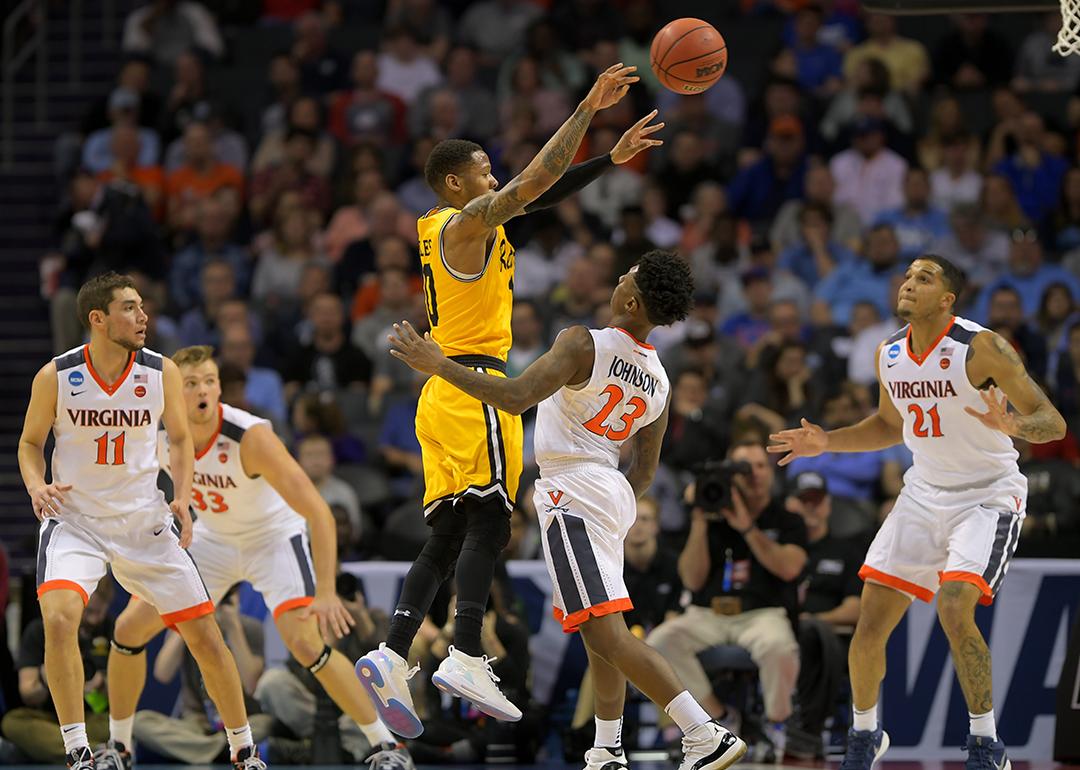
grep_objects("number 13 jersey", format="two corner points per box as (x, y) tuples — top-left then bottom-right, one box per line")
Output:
(534, 327), (670, 476)
(878, 316), (1018, 487)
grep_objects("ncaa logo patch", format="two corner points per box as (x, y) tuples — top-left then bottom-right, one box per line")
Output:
(134, 385), (147, 397)
(68, 371), (84, 387)
(887, 343), (901, 359)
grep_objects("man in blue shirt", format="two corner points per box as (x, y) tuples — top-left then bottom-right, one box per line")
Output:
(779, 201), (859, 287)
(992, 112), (1068, 224)
(874, 167), (950, 260)
(729, 115), (808, 226)
(814, 224), (906, 325)
(972, 229), (1080, 322)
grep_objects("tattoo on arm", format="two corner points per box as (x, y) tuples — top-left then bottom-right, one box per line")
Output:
(979, 333), (1065, 443)
(461, 186), (528, 229)
(540, 107), (593, 176)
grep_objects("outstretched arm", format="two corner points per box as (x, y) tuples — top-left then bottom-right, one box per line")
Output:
(389, 321), (594, 415)
(964, 331), (1066, 443)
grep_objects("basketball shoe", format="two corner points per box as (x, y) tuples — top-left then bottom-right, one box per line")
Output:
(840, 727), (890, 770)
(364, 740), (415, 770)
(92, 740), (132, 770)
(355, 643), (423, 738)
(963, 734), (1011, 770)
(430, 645), (522, 722)
(66, 747), (94, 770)
(677, 720), (747, 770)
(231, 744), (266, 770)
(584, 745), (630, 770)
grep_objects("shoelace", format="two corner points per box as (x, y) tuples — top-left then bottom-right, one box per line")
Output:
(479, 654), (501, 684)
(961, 741), (999, 770)
(379, 643), (421, 680)
(366, 747), (412, 770)
(839, 732), (876, 770)
(69, 750), (94, 770)
(234, 752), (267, 770)
(94, 746), (127, 770)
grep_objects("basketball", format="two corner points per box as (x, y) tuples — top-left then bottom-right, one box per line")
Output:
(650, 18), (727, 94)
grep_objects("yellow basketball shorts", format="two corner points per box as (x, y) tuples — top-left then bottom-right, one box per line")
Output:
(415, 357), (523, 519)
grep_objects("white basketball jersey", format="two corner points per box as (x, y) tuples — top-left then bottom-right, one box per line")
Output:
(52, 345), (168, 518)
(534, 327), (670, 475)
(878, 316), (1019, 487)
(158, 403), (304, 539)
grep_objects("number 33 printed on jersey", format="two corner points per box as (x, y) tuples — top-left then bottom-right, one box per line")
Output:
(192, 488), (229, 513)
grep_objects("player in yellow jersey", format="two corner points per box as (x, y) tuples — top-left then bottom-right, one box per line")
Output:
(356, 63), (664, 737)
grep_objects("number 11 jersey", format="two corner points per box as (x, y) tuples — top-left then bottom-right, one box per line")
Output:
(534, 327), (670, 476)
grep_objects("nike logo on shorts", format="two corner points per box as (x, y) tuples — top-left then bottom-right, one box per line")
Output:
(153, 525), (166, 536)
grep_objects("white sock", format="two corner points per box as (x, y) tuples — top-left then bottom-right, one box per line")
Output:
(359, 719), (395, 747)
(226, 724), (254, 758)
(594, 717), (623, 749)
(109, 714), (134, 748)
(969, 710), (996, 740)
(664, 690), (711, 735)
(853, 704), (878, 732)
(60, 722), (89, 754)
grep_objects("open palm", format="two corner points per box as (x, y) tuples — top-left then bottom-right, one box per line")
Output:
(767, 418), (828, 467)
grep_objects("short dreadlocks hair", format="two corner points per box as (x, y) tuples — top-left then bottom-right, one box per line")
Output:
(634, 250), (695, 326)
(424, 139), (483, 194)
(919, 253), (966, 303)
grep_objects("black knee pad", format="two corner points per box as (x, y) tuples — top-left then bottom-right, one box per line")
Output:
(461, 499), (511, 557)
(111, 639), (147, 656)
(415, 513), (466, 581)
(305, 644), (333, 674)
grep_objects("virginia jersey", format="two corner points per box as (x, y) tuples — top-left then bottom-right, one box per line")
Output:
(51, 345), (168, 518)
(417, 206), (515, 359)
(158, 403), (304, 539)
(534, 328), (670, 475)
(878, 316), (1019, 487)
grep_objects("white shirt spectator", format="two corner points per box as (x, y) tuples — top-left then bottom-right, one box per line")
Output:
(930, 168), (983, 212)
(579, 168), (644, 230)
(376, 52), (443, 106)
(122, 2), (224, 66)
(458, 0), (543, 61)
(829, 147), (908, 225)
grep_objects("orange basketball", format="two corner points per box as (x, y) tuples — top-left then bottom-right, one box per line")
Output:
(650, 18), (727, 94)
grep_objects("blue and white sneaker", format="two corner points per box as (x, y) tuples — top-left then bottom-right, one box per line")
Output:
(430, 645), (522, 722)
(678, 720), (747, 770)
(355, 643), (423, 738)
(963, 734), (1011, 770)
(840, 727), (889, 770)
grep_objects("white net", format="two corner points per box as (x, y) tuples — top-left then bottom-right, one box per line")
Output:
(1055, 0), (1080, 56)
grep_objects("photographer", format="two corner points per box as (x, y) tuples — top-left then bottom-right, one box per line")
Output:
(647, 440), (807, 751)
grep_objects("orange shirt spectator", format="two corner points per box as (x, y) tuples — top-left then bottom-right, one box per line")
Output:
(96, 124), (165, 220)
(166, 122), (244, 230)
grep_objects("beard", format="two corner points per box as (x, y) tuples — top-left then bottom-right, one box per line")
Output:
(109, 329), (144, 351)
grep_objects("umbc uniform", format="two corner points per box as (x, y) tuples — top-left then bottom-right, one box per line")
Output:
(416, 206), (523, 518)
(864, 317), (1026, 606)
(38, 345), (212, 625)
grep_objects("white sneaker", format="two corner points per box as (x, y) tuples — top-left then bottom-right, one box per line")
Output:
(430, 645), (522, 722)
(584, 746), (630, 770)
(679, 720), (747, 770)
(355, 643), (423, 738)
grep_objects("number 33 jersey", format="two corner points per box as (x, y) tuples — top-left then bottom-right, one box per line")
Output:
(534, 327), (670, 475)
(878, 316), (1018, 487)
(158, 403), (304, 539)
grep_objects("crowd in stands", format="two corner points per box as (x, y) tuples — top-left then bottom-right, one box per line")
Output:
(4, 0), (1080, 763)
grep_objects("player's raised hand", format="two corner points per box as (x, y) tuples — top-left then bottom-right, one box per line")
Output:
(303, 592), (356, 641)
(610, 110), (665, 164)
(584, 63), (639, 111)
(389, 320), (446, 375)
(170, 498), (193, 548)
(28, 482), (71, 520)
(965, 386), (1018, 436)
(767, 418), (828, 466)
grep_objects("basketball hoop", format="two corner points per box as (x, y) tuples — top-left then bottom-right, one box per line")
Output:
(1055, 0), (1080, 56)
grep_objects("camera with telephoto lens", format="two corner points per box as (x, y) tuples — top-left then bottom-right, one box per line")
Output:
(693, 459), (752, 514)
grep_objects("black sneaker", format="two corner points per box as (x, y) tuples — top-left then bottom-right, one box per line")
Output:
(364, 741), (415, 770)
(232, 745), (267, 770)
(67, 747), (94, 770)
(93, 740), (133, 770)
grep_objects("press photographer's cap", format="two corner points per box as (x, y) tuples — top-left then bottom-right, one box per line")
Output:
(792, 471), (828, 499)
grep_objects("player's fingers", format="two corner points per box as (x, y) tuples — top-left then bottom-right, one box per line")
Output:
(638, 122), (665, 136)
(632, 109), (659, 129)
(963, 406), (986, 420)
(777, 453), (795, 467)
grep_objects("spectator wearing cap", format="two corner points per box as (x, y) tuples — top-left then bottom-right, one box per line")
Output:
(778, 201), (859, 288)
(121, 0), (224, 67)
(771, 165), (863, 254)
(873, 167), (950, 260)
(165, 122), (244, 232)
(992, 111), (1069, 225)
(81, 56), (160, 135)
(728, 115), (808, 227)
(830, 116), (907, 227)
(973, 228), (1080, 323)
(843, 13), (929, 95)
(784, 471), (866, 760)
(82, 88), (162, 174)
(721, 267), (776, 351)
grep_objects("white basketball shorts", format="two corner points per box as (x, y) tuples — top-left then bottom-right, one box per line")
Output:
(36, 510), (212, 624)
(187, 520), (316, 619)
(861, 471), (1027, 605)
(535, 465), (637, 633)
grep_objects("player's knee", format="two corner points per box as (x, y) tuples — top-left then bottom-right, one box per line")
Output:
(42, 604), (81, 639)
(461, 507), (511, 557)
(281, 626), (325, 668)
(936, 584), (975, 634)
(416, 535), (462, 581)
(113, 611), (152, 649)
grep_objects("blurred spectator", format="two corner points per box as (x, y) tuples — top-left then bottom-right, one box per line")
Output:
(396, 137), (440, 215)
(504, 18), (587, 98)
(829, 116), (907, 226)
(874, 167), (950, 259)
(345, 232), (423, 321)
(507, 300), (547, 377)
(291, 392), (367, 464)
(291, 11), (348, 93)
(1013, 12), (1080, 93)
(329, 51), (408, 148)
(577, 127), (644, 228)
(778, 201), (859, 288)
(771, 165), (862, 254)
(159, 49), (210, 145)
(786, 5), (844, 95)
(95, 123), (166, 221)
(929, 203), (1010, 290)
(81, 56), (160, 134)
(514, 212), (573, 301)
(352, 267), (417, 360)
(418, 88), (468, 144)
(916, 95), (980, 172)
(550, 0), (621, 52)
(1016, 436), (1080, 543)
(930, 131), (983, 211)
(1052, 323), (1080, 430)
(723, 238), (812, 319)
(548, 257), (603, 333)
(122, 0), (224, 66)
(162, 101), (249, 173)
(782, 0), (863, 54)
(688, 212), (740, 298)
(458, 0), (543, 66)
(165, 121), (244, 231)
(843, 13), (929, 95)
(815, 223), (905, 325)
(933, 13), (1014, 89)
(297, 433), (362, 539)
(284, 292), (373, 397)
(378, 372), (425, 499)
(654, 84), (745, 162)
(623, 496), (683, 633)
(219, 322), (288, 424)
(499, 57), (573, 137)
(259, 52), (303, 139)
(613, 206), (659, 282)
(250, 128), (333, 226)
(739, 340), (824, 433)
(974, 229), (1080, 322)
(785, 472), (865, 760)
(178, 259), (238, 346)
(660, 366), (729, 473)
(1, 579), (113, 763)
(376, 26), (443, 107)
(253, 97), (338, 179)
(327, 174), (417, 263)
(82, 88), (162, 175)
(729, 116), (808, 227)
(1053, 167), (1080, 254)
(658, 131), (720, 218)
(639, 183), (682, 249)
(218, 361), (266, 418)
(1041, 283), (1080, 381)
(820, 56), (913, 147)
(252, 205), (329, 310)
(169, 195), (249, 312)
(740, 76), (805, 158)
(985, 285), (1049, 378)
(981, 172), (1031, 233)
(721, 268), (776, 350)
(414, 45), (499, 142)
(992, 111), (1069, 224)
(846, 301), (901, 386)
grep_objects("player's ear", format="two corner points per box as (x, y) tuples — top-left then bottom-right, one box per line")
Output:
(88, 309), (106, 328)
(444, 173), (462, 193)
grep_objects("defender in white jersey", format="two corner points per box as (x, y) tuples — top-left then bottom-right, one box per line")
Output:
(389, 251), (746, 770)
(17, 274), (266, 770)
(101, 346), (412, 770)
(770, 256), (1066, 770)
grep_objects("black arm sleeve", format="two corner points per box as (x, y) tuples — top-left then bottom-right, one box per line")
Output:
(522, 154), (615, 213)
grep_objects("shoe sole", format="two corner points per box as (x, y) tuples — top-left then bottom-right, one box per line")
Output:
(355, 655), (424, 739)
(430, 671), (523, 722)
(694, 737), (748, 770)
(873, 732), (890, 768)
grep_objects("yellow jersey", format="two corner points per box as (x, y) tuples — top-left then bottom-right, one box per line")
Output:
(417, 206), (516, 360)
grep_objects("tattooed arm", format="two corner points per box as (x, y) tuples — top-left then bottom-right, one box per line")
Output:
(964, 331), (1066, 443)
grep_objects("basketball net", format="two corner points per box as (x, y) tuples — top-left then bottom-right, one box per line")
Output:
(1056, 0), (1080, 56)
